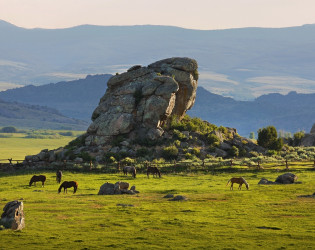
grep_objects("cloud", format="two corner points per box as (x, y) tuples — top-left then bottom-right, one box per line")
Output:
(0, 82), (23, 91)
(199, 71), (239, 85)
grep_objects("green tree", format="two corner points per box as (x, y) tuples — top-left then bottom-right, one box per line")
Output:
(249, 132), (255, 140)
(257, 126), (283, 151)
(293, 131), (305, 146)
(1, 126), (17, 133)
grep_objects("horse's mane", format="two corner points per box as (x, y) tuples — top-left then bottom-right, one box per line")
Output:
(241, 177), (249, 186)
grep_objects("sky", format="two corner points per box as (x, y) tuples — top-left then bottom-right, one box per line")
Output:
(1, 0), (315, 30)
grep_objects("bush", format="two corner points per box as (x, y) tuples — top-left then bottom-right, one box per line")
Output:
(65, 134), (87, 149)
(121, 157), (135, 165)
(191, 147), (201, 157)
(205, 134), (219, 145)
(59, 131), (74, 136)
(229, 146), (239, 157)
(173, 130), (186, 140)
(162, 145), (178, 160)
(136, 148), (150, 157)
(1, 126), (17, 133)
(77, 151), (94, 162)
(185, 153), (194, 160)
(257, 126), (283, 150)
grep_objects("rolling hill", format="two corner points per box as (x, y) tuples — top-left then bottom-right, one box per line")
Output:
(1, 20), (315, 100)
(0, 75), (314, 136)
(0, 99), (88, 130)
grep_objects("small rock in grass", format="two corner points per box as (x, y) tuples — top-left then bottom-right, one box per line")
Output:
(170, 195), (188, 201)
(163, 194), (174, 198)
(117, 204), (134, 207)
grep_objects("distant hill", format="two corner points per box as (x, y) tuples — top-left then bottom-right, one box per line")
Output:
(1, 20), (315, 100)
(0, 74), (112, 121)
(0, 99), (88, 130)
(0, 75), (314, 136)
(188, 87), (315, 136)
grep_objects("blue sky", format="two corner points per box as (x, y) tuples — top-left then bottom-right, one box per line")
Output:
(1, 0), (315, 30)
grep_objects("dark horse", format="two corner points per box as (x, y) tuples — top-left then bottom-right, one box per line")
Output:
(58, 181), (78, 194)
(147, 166), (161, 178)
(56, 170), (62, 183)
(123, 166), (136, 178)
(29, 175), (46, 187)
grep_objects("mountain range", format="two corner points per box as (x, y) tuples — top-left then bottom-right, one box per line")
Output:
(1, 20), (315, 100)
(0, 75), (314, 136)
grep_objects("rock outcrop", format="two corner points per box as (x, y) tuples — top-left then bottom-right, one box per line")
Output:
(86, 57), (198, 146)
(0, 200), (25, 230)
(275, 173), (298, 184)
(310, 124), (315, 134)
(98, 182), (139, 195)
(258, 173), (298, 185)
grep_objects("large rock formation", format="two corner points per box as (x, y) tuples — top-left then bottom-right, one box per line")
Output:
(0, 200), (25, 230)
(85, 57), (198, 146)
(299, 123), (315, 146)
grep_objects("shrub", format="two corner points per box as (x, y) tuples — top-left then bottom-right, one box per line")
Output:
(136, 148), (150, 157)
(191, 147), (201, 157)
(205, 134), (219, 145)
(228, 146), (239, 157)
(1, 126), (17, 133)
(257, 126), (283, 150)
(59, 131), (74, 136)
(173, 130), (186, 140)
(65, 134), (87, 149)
(121, 157), (135, 165)
(162, 145), (178, 160)
(185, 153), (194, 160)
(77, 151), (94, 162)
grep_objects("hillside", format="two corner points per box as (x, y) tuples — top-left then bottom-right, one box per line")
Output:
(0, 99), (88, 130)
(1, 20), (315, 100)
(0, 74), (112, 121)
(188, 88), (315, 136)
(0, 75), (314, 136)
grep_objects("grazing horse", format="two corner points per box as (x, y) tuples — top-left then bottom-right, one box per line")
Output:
(58, 181), (78, 194)
(56, 170), (62, 183)
(123, 166), (136, 178)
(147, 166), (161, 178)
(29, 175), (46, 187)
(226, 177), (249, 190)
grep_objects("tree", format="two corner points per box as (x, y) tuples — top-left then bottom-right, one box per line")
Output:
(249, 132), (255, 140)
(1, 126), (17, 133)
(257, 126), (283, 151)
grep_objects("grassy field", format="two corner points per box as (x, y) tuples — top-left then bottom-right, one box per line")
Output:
(0, 168), (314, 249)
(0, 130), (83, 160)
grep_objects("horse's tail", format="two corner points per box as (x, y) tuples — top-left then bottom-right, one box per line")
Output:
(73, 182), (78, 193)
(226, 179), (231, 186)
(133, 167), (136, 178)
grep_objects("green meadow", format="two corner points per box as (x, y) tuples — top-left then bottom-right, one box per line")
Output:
(0, 168), (314, 249)
(0, 130), (83, 160)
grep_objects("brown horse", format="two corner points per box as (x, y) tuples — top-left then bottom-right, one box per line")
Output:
(58, 181), (78, 194)
(227, 177), (249, 190)
(123, 166), (136, 178)
(56, 170), (62, 183)
(147, 166), (161, 178)
(29, 175), (46, 187)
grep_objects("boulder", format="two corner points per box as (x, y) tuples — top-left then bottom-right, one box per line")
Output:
(310, 124), (315, 134)
(98, 182), (138, 195)
(0, 200), (25, 230)
(85, 57), (198, 146)
(258, 178), (277, 185)
(170, 195), (188, 201)
(275, 173), (298, 184)
(98, 182), (115, 195)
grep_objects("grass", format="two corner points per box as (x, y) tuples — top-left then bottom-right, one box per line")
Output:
(0, 130), (83, 160)
(0, 168), (314, 249)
